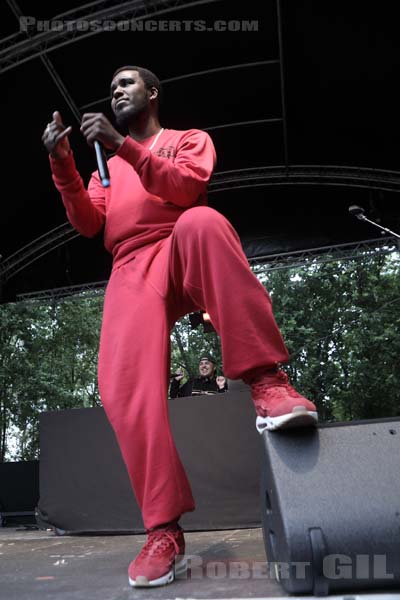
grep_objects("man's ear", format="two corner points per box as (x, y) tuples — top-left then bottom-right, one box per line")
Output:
(149, 86), (158, 101)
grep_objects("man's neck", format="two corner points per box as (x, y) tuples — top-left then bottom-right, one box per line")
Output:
(128, 113), (162, 141)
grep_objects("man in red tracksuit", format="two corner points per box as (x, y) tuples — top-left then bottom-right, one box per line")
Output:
(42, 65), (318, 588)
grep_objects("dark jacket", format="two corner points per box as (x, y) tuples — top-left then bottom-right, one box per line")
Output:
(169, 376), (228, 398)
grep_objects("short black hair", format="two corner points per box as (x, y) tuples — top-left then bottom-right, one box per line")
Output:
(111, 65), (162, 103)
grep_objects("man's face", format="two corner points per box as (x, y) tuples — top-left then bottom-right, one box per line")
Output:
(199, 359), (215, 378)
(110, 69), (151, 127)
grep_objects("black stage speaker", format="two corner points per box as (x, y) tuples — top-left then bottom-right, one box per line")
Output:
(0, 461), (39, 526)
(260, 418), (400, 596)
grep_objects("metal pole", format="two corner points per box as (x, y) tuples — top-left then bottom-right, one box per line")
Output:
(276, 0), (289, 167)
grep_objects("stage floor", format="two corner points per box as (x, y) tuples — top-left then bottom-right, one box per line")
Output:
(0, 526), (398, 600)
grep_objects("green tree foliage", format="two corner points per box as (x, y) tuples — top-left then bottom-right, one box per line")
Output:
(262, 251), (400, 422)
(0, 294), (103, 461)
(0, 250), (399, 461)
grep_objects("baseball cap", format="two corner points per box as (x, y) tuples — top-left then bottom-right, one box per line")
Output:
(199, 354), (216, 364)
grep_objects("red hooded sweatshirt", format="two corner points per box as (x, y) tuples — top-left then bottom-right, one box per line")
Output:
(50, 128), (216, 270)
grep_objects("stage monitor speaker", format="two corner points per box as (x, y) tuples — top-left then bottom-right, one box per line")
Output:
(0, 461), (39, 526)
(260, 418), (400, 596)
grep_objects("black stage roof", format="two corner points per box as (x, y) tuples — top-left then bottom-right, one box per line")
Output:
(1, 0), (400, 302)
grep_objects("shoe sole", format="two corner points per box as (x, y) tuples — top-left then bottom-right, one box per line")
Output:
(257, 407), (318, 433)
(128, 557), (187, 587)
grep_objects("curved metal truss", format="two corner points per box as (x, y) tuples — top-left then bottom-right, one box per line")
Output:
(0, 0), (220, 74)
(248, 236), (399, 273)
(80, 60), (279, 110)
(1, 164), (399, 286)
(16, 279), (108, 302)
(209, 165), (400, 194)
(15, 236), (399, 302)
(0, 223), (78, 283)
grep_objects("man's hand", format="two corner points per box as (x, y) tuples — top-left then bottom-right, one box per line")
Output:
(173, 368), (185, 382)
(42, 111), (72, 159)
(216, 376), (226, 390)
(80, 113), (125, 151)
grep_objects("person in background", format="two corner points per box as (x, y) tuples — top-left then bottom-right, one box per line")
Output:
(170, 355), (228, 397)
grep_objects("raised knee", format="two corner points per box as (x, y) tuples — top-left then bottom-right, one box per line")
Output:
(176, 206), (226, 234)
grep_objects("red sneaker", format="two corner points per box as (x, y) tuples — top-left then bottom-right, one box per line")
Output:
(248, 370), (318, 431)
(128, 523), (186, 587)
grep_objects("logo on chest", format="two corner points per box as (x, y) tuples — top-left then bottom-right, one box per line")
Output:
(155, 145), (176, 159)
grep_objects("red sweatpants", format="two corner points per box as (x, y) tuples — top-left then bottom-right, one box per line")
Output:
(98, 207), (288, 529)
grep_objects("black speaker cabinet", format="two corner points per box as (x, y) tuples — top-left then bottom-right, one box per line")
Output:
(260, 418), (400, 596)
(0, 461), (39, 526)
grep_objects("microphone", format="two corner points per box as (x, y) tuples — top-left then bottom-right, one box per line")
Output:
(348, 205), (400, 239)
(94, 140), (110, 188)
(348, 205), (365, 219)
